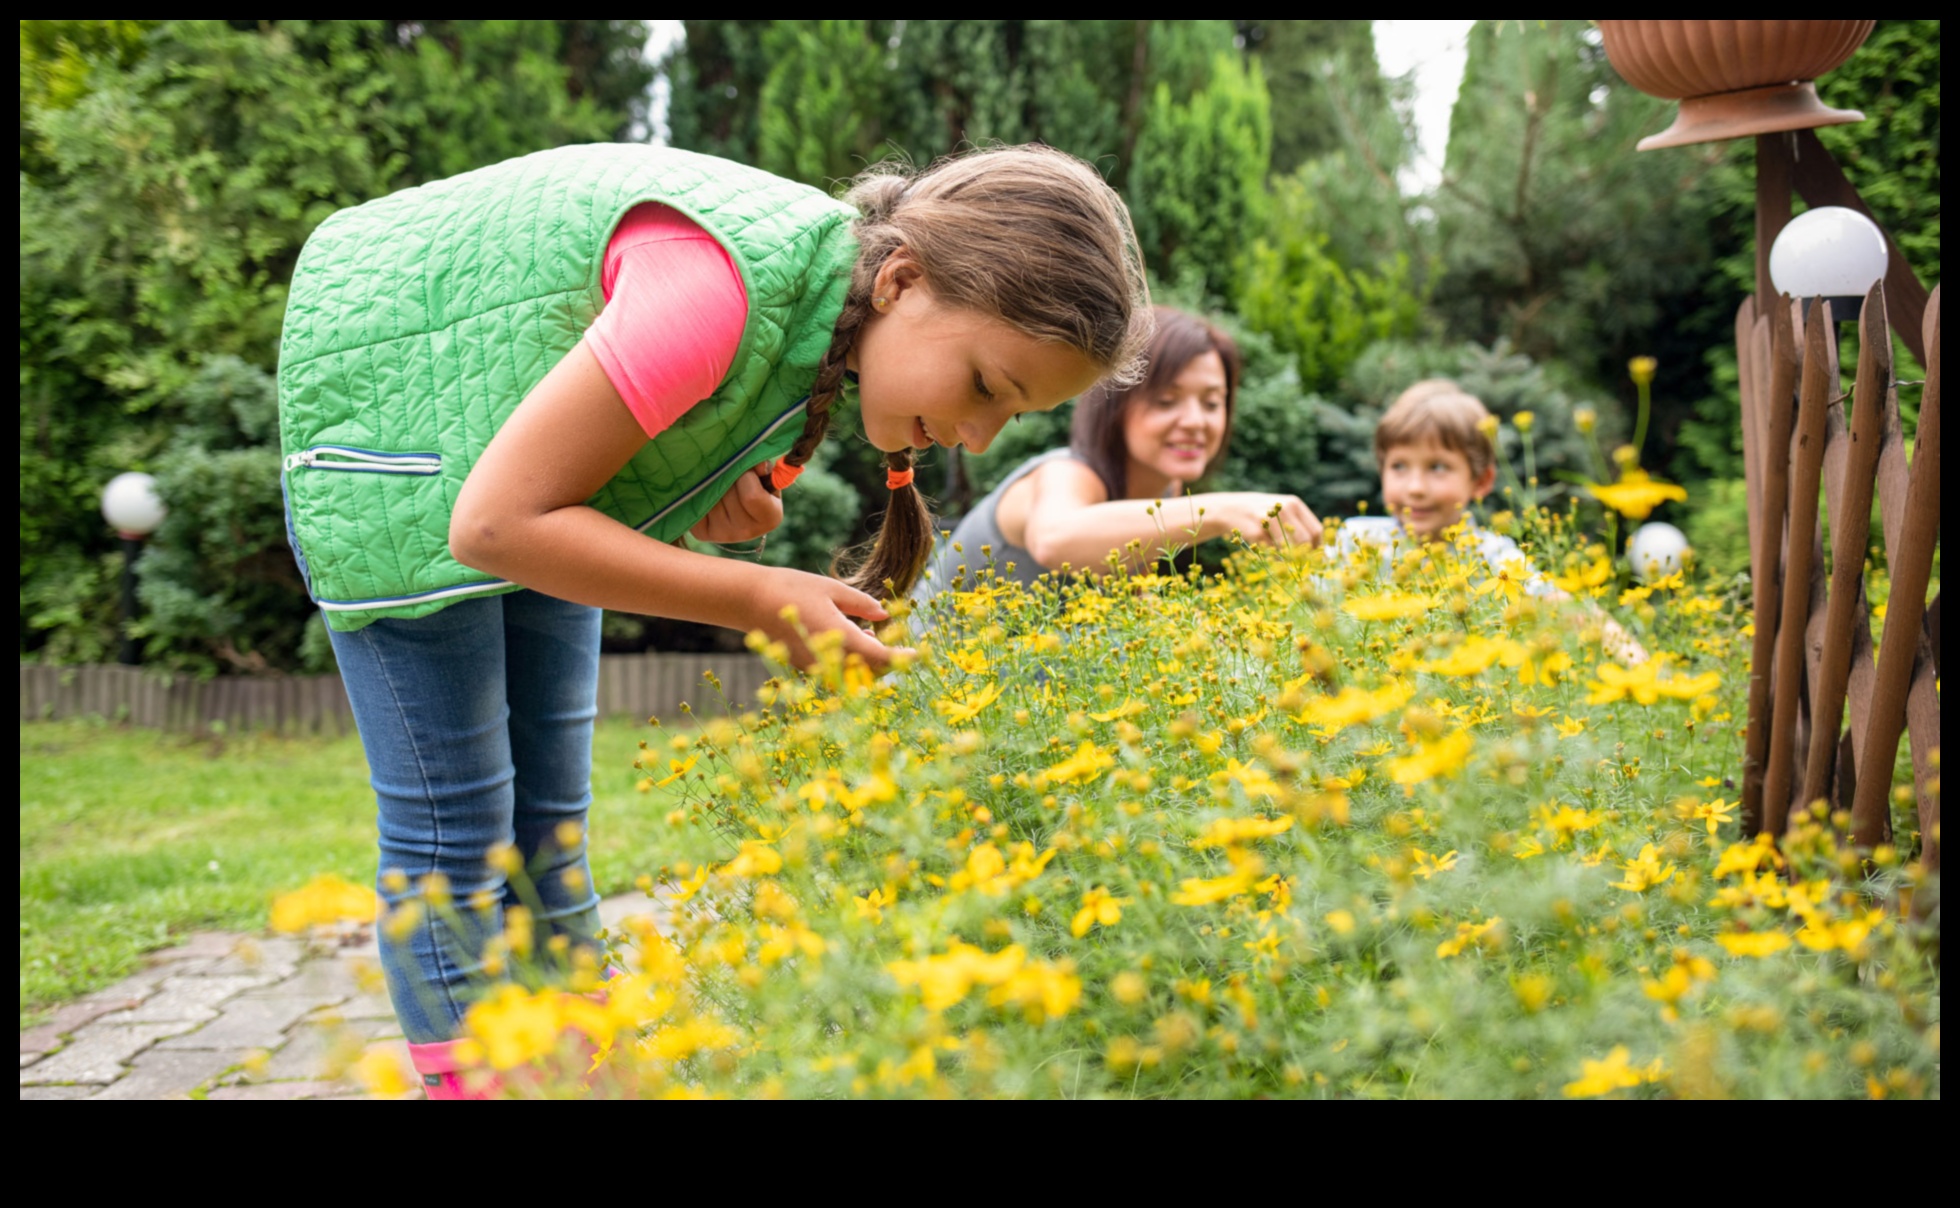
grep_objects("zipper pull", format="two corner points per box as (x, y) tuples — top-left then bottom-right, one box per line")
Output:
(283, 451), (313, 472)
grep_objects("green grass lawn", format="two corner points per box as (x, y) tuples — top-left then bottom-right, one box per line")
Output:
(19, 716), (682, 1029)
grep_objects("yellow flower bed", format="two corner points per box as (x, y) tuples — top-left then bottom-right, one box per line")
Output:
(350, 514), (1942, 1098)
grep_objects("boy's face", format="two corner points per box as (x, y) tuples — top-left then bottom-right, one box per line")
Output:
(1380, 438), (1495, 539)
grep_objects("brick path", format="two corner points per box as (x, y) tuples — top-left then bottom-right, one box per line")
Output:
(20, 894), (653, 1100)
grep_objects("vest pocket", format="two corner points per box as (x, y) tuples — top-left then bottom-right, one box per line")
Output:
(283, 445), (441, 475)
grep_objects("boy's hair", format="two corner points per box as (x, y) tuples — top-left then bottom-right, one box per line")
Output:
(1069, 306), (1241, 499)
(1374, 378), (1497, 479)
(780, 145), (1154, 598)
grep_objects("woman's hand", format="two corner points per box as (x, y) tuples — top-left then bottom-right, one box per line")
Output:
(750, 568), (909, 671)
(690, 462), (784, 544)
(1201, 493), (1324, 549)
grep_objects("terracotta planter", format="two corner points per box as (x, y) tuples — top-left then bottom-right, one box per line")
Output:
(1598, 20), (1872, 150)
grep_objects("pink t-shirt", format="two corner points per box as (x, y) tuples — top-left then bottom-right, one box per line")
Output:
(583, 203), (750, 439)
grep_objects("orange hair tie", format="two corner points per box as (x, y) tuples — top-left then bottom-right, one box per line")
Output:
(769, 461), (803, 491)
(886, 466), (916, 490)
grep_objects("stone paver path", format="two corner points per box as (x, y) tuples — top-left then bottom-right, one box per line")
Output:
(21, 894), (655, 1100)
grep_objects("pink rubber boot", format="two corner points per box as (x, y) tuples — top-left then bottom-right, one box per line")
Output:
(408, 1039), (498, 1101)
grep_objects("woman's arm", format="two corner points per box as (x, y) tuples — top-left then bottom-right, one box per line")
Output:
(1011, 460), (1322, 573)
(450, 343), (895, 667)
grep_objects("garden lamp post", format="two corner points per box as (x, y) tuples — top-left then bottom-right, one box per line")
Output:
(1768, 205), (1889, 326)
(100, 471), (166, 666)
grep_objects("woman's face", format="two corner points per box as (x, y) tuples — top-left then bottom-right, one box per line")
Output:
(1120, 349), (1228, 495)
(850, 257), (1102, 456)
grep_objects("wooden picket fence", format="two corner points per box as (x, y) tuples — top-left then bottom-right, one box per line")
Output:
(19, 652), (772, 735)
(1736, 280), (1941, 874)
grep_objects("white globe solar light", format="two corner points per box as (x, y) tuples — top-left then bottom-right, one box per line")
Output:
(1629, 522), (1689, 582)
(1768, 206), (1887, 321)
(101, 472), (167, 537)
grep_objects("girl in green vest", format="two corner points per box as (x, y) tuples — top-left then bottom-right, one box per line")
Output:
(277, 144), (1149, 1094)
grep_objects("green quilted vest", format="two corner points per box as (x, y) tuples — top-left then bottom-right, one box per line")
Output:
(277, 144), (858, 630)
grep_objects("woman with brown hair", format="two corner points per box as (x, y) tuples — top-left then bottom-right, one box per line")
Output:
(912, 306), (1321, 602)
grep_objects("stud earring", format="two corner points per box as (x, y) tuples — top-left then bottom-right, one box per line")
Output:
(873, 295), (889, 310)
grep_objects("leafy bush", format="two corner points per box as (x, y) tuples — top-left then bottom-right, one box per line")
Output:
(320, 515), (1934, 1098)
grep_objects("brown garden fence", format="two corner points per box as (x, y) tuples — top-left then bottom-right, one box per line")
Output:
(1736, 280), (1941, 874)
(19, 652), (772, 735)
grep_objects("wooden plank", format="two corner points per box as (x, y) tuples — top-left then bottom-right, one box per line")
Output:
(1802, 283), (1889, 807)
(1737, 300), (1764, 574)
(1853, 287), (1941, 852)
(1791, 130), (1930, 369)
(1742, 297), (1800, 835)
(1762, 299), (1833, 834)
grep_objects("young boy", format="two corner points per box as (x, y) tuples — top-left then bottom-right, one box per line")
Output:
(1332, 380), (1547, 592)
(1332, 380), (1647, 662)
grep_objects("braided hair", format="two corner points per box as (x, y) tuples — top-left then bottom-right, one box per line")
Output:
(774, 146), (1153, 598)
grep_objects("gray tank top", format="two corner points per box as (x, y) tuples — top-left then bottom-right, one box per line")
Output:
(910, 449), (1082, 607)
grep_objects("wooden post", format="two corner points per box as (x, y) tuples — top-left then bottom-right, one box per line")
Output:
(1741, 299), (1800, 835)
(1851, 287), (1940, 852)
(1800, 283), (1888, 806)
(1762, 298), (1835, 833)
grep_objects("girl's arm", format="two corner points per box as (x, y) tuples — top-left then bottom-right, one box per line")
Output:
(450, 343), (896, 668)
(1013, 460), (1323, 573)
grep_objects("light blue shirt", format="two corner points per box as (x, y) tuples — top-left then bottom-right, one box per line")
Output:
(1329, 515), (1556, 597)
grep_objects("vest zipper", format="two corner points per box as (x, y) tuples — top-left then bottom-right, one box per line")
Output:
(284, 446), (442, 475)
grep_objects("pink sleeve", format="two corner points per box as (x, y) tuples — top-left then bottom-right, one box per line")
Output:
(583, 204), (749, 439)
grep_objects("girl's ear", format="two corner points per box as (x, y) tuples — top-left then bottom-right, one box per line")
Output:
(871, 247), (926, 308)
(1469, 464), (1498, 502)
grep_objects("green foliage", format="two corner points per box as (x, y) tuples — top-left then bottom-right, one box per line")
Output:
(1680, 478), (1752, 582)
(1434, 20), (1729, 466)
(20, 20), (651, 669)
(1129, 52), (1273, 301)
(1239, 20), (1384, 176)
(756, 21), (890, 186)
(1238, 213), (1424, 394)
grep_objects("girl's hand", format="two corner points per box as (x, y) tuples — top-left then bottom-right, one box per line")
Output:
(690, 462), (784, 544)
(1204, 493), (1324, 549)
(753, 568), (910, 671)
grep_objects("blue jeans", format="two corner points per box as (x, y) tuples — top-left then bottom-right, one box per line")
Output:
(328, 591), (603, 1045)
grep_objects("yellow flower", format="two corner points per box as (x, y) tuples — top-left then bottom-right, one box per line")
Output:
(987, 962), (1082, 1021)
(1343, 593), (1436, 622)
(721, 840), (782, 878)
(1574, 406), (1597, 434)
(1172, 867), (1259, 906)
(1041, 740), (1115, 785)
(1324, 909), (1357, 936)
(1587, 469), (1687, 521)
(1071, 887), (1128, 937)
(854, 885), (895, 924)
(1512, 410), (1535, 433)
(1563, 1046), (1664, 1097)
(1610, 844), (1677, 893)
(1716, 930), (1792, 957)
(463, 985), (566, 1071)
(1090, 699), (1148, 722)
(1712, 835), (1784, 879)
(934, 681), (1002, 725)
(1436, 916), (1500, 958)
(1410, 847), (1459, 879)
(1417, 635), (1521, 677)
(353, 1047), (414, 1098)
(1553, 717), (1585, 738)
(1192, 814), (1293, 848)
(1628, 356), (1657, 385)
(1386, 730), (1474, 786)
(1209, 759), (1284, 800)
(888, 942), (1027, 1011)
(271, 874), (379, 934)
(1794, 910), (1883, 954)
(655, 756), (697, 788)
(1292, 681), (1413, 732)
